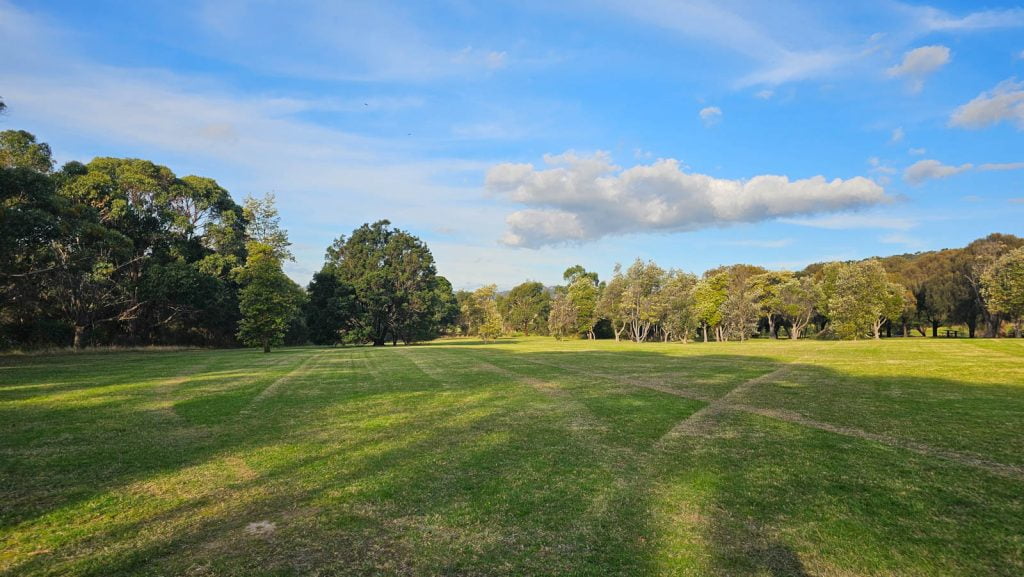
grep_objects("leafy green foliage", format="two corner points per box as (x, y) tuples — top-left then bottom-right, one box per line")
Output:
(237, 243), (303, 352)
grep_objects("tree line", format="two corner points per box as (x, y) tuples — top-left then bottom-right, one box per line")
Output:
(3, 121), (1022, 350)
(456, 234), (1024, 342)
(1, 126), (456, 350)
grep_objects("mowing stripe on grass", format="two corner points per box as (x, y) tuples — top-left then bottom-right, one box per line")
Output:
(728, 403), (1024, 481)
(242, 351), (325, 411)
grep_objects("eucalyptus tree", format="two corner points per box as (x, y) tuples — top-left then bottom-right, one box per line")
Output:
(694, 273), (728, 342)
(658, 270), (698, 342)
(621, 259), (664, 342)
(777, 276), (818, 339)
(821, 260), (905, 339)
(982, 247), (1024, 337)
(597, 265), (629, 341)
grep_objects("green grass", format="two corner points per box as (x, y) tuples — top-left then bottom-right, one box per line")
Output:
(2, 338), (1023, 576)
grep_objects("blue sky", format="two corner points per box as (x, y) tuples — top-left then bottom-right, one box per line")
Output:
(2, 0), (1023, 289)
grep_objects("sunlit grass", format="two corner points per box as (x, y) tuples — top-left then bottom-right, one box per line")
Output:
(1, 338), (1022, 576)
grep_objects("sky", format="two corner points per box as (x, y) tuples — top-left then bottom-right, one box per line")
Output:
(2, 0), (1023, 289)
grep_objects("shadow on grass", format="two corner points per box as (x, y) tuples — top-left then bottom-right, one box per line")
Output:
(2, 343), (1023, 576)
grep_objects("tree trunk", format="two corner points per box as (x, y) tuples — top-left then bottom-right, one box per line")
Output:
(767, 316), (776, 339)
(967, 318), (977, 338)
(73, 325), (85, 349)
(262, 338), (270, 353)
(932, 320), (939, 338)
(372, 337), (386, 346)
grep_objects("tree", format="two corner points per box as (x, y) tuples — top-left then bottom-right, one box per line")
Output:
(597, 265), (629, 341)
(748, 271), (792, 338)
(502, 281), (550, 336)
(0, 130), (54, 173)
(236, 243), (302, 352)
(777, 277), (818, 339)
(720, 282), (760, 341)
(548, 292), (578, 340)
(620, 259), (664, 342)
(982, 248), (1024, 337)
(567, 276), (600, 338)
(470, 285), (503, 341)
(324, 221), (448, 346)
(305, 270), (356, 345)
(958, 234), (1024, 337)
(659, 270), (698, 342)
(694, 273), (728, 342)
(243, 193), (292, 261)
(823, 260), (905, 339)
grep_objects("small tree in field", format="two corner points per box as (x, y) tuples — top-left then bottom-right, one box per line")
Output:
(237, 242), (302, 352)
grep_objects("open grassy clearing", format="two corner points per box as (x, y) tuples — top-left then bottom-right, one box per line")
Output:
(1, 338), (1022, 576)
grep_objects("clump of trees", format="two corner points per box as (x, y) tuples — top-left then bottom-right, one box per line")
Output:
(0, 125), (457, 351)
(486, 234), (1024, 343)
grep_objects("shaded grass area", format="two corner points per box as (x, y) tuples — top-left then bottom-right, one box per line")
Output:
(1, 338), (1022, 576)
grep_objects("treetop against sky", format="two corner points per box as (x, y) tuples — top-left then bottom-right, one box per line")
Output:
(2, 0), (1023, 289)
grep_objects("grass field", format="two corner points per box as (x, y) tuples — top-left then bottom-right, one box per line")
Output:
(2, 338), (1023, 576)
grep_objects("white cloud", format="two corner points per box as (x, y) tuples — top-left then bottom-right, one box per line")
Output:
(978, 162), (1024, 171)
(908, 147), (926, 155)
(886, 45), (950, 93)
(699, 106), (722, 126)
(487, 151), (890, 247)
(903, 159), (972, 185)
(782, 214), (916, 230)
(949, 79), (1024, 129)
(890, 127), (904, 143)
(911, 6), (1024, 31)
(755, 89), (774, 100)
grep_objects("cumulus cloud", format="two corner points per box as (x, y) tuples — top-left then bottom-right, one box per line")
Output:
(887, 45), (950, 92)
(486, 152), (890, 247)
(949, 79), (1024, 129)
(890, 127), (905, 143)
(904, 159), (972, 185)
(699, 106), (722, 126)
(908, 147), (926, 155)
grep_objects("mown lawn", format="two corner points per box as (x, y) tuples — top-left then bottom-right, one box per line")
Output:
(1, 338), (1022, 576)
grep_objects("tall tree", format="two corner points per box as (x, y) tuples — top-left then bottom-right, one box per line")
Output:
(324, 221), (449, 345)
(621, 259), (664, 342)
(243, 192), (292, 261)
(694, 273), (728, 342)
(658, 270), (698, 342)
(236, 242), (303, 353)
(597, 265), (629, 341)
(567, 276), (600, 339)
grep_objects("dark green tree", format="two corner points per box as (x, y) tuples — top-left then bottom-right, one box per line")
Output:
(323, 220), (451, 345)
